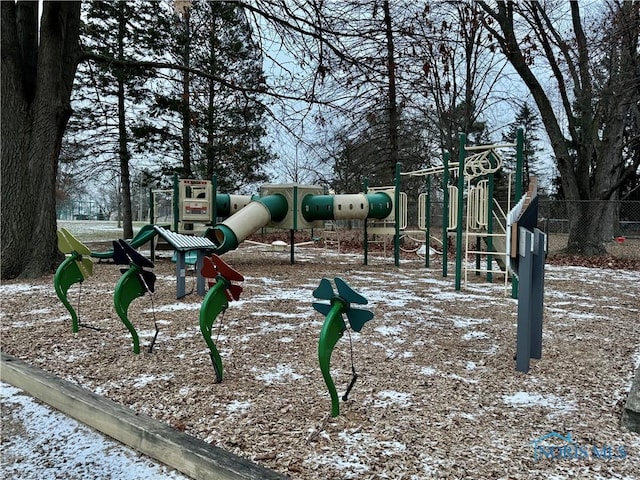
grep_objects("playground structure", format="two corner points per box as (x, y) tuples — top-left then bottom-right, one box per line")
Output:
(56, 129), (529, 293)
(396, 129), (527, 294)
(54, 127), (545, 421)
(148, 127), (525, 292)
(151, 177), (398, 261)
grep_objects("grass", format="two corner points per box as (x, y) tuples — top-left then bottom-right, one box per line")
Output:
(57, 220), (150, 243)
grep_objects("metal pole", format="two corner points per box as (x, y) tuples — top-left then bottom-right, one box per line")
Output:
(173, 173), (179, 232)
(149, 188), (155, 260)
(455, 134), (465, 291)
(512, 127), (525, 298)
(212, 175), (218, 224)
(487, 153), (496, 283)
(363, 178), (369, 266)
(394, 162), (401, 267)
(442, 151), (450, 277)
(425, 175), (431, 269)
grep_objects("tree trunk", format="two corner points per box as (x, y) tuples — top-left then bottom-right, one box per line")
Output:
(206, 10), (217, 180)
(383, 0), (399, 180)
(1, 2), (81, 279)
(181, 8), (192, 177)
(566, 201), (617, 255)
(206, 74), (216, 179)
(117, 2), (134, 240)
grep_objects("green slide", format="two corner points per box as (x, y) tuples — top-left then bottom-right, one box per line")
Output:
(90, 224), (160, 259)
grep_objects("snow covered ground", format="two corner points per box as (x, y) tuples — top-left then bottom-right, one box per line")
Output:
(1, 382), (190, 480)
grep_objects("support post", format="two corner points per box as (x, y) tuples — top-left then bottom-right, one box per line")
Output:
(475, 236), (481, 275)
(290, 229), (295, 265)
(291, 185), (298, 265)
(173, 173), (179, 232)
(149, 188), (156, 260)
(530, 228), (546, 359)
(211, 175), (218, 223)
(425, 175), (431, 269)
(512, 128), (524, 299)
(176, 251), (187, 299)
(486, 153), (496, 283)
(394, 162), (401, 267)
(455, 133), (465, 291)
(363, 178), (369, 266)
(442, 151), (450, 277)
(515, 228), (534, 373)
(196, 250), (207, 296)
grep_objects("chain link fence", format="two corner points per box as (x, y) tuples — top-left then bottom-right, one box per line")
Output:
(405, 198), (640, 256)
(538, 200), (640, 256)
(538, 200), (640, 238)
(57, 195), (151, 222)
(56, 200), (107, 220)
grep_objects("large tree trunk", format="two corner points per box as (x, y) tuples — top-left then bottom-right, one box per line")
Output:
(566, 201), (617, 255)
(1, 2), (81, 279)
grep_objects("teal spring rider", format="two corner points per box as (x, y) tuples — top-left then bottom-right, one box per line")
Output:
(312, 277), (374, 417)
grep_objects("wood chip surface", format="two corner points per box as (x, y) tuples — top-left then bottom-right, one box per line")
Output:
(1, 245), (639, 479)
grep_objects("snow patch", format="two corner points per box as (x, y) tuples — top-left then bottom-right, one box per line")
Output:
(374, 390), (413, 408)
(252, 364), (302, 384)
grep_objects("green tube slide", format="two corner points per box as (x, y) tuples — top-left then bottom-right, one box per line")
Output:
(208, 191), (393, 255)
(207, 194), (288, 255)
(89, 195), (255, 260)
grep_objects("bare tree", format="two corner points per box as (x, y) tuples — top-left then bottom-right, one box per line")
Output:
(478, 0), (640, 254)
(242, 1), (414, 185)
(407, 2), (509, 156)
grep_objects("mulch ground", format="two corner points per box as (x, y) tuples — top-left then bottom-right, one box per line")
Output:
(1, 239), (639, 479)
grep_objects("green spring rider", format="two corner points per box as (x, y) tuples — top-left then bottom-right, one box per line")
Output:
(54, 228), (94, 333)
(312, 277), (374, 417)
(199, 254), (244, 383)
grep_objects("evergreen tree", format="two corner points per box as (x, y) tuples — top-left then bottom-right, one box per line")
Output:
(501, 102), (544, 193)
(146, 0), (271, 193)
(63, 0), (170, 237)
